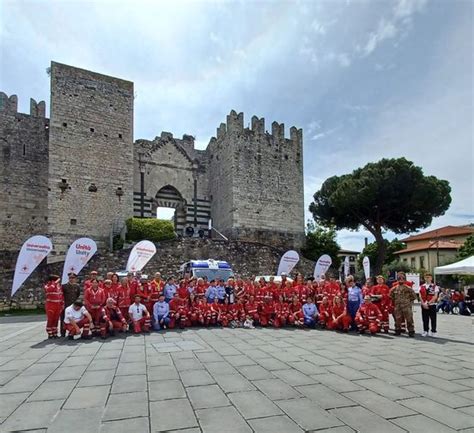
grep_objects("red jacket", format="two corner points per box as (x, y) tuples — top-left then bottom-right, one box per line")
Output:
(84, 287), (106, 310)
(44, 281), (64, 304)
(356, 303), (382, 322)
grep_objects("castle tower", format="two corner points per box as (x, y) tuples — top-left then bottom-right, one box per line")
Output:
(47, 62), (134, 256)
(0, 93), (49, 251)
(207, 110), (305, 248)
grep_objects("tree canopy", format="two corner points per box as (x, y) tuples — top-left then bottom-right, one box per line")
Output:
(458, 234), (474, 260)
(301, 221), (341, 270)
(309, 157), (451, 273)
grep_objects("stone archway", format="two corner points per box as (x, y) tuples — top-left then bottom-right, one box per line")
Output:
(153, 185), (187, 235)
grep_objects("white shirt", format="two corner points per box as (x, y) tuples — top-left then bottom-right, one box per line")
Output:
(64, 305), (88, 324)
(128, 303), (148, 321)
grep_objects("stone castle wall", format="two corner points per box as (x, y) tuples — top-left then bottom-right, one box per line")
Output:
(0, 93), (49, 252)
(1, 62), (305, 265)
(47, 62), (134, 256)
(208, 111), (305, 248)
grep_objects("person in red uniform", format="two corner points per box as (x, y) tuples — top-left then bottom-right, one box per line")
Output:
(128, 295), (151, 333)
(168, 293), (181, 329)
(209, 298), (220, 325)
(288, 296), (304, 326)
(117, 277), (131, 321)
(83, 271), (101, 291)
(328, 295), (352, 332)
(318, 296), (332, 328)
(355, 295), (383, 335)
(273, 295), (289, 328)
(245, 295), (260, 324)
(218, 297), (230, 327)
(195, 277), (207, 301)
(235, 279), (246, 301)
(44, 275), (64, 339)
(128, 272), (140, 299)
(84, 279), (107, 335)
(362, 277), (375, 298)
(372, 275), (392, 333)
(100, 298), (128, 338)
(103, 279), (118, 303)
(259, 298), (274, 327)
(282, 281), (295, 303)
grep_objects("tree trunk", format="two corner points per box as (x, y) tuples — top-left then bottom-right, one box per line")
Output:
(374, 230), (386, 275)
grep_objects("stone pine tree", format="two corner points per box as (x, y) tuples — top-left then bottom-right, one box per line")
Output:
(309, 157), (452, 274)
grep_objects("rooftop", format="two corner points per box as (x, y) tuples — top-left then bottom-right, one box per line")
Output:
(401, 225), (474, 243)
(394, 239), (463, 255)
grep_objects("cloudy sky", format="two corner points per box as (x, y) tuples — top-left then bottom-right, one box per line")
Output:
(1, 0), (472, 251)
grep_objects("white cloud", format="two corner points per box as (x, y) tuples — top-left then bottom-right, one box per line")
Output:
(362, 0), (428, 57)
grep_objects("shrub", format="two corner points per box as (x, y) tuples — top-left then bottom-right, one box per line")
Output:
(126, 218), (176, 243)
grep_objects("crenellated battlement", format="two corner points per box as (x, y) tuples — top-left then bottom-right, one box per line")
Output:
(214, 110), (302, 146)
(0, 92), (46, 118)
(0, 92), (18, 114)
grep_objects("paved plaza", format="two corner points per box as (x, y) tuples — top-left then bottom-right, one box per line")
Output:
(0, 306), (473, 433)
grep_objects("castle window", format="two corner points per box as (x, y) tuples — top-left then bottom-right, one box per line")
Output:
(104, 134), (108, 138)
(284, 154), (288, 160)
(22, 143), (26, 156)
(62, 122), (67, 127)
(70, 219), (77, 225)
(90, 127), (95, 132)
(118, 133), (122, 139)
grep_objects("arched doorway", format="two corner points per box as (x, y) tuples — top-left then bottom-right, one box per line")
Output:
(153, 185), (187, 235)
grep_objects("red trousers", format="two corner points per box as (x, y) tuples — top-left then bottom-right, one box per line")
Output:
(100, 320), (126, 337)
(356, 317), (380, 334)
(64, 318), (91, 336)
(328, 315), (352, 331)
(319, 312), (331, 327)
(45, 302), (63, 337)
(119, 307), (130, 321)
(288, 312), (304, 326)
(131, 317), (151, 333)
(273, 314), (287, 328)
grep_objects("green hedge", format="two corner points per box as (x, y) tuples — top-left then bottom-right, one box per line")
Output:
(126, 218), (176, 242)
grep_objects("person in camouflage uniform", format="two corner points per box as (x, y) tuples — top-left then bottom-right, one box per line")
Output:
(390, 271), (417, 337)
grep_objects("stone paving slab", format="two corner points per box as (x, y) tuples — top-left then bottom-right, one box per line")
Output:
(0, 307), (473, 432)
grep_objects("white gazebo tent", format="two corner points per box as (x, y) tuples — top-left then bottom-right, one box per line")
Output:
(434, 256), (474, 276)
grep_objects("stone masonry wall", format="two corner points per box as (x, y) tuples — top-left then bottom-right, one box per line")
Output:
(47, 62), (134, 256)
(206, 110), (305, 248)
(0, 92), (49, 252)
(0, 239), (315, 309)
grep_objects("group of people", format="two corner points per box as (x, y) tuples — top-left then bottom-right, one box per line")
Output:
(435, 287), (471, 315)
(44, 268), (441, 340)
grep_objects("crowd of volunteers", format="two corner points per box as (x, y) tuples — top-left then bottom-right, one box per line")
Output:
(43, 269), (451, 340)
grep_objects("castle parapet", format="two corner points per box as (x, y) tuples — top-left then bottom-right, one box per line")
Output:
(251, 116), (265, 134)
(30, 98), (46, 117)
(226, 110), (244, 133)
(290, 126), (303, 147)
(217, 122), (226, 139)
(0, 92), (18, 114)
(271, 121), (285, 141)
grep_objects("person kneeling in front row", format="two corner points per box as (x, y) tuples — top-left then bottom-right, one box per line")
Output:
(153, 294), (171, 331)
(101, 298), (128, 338)
(128, 295), (151, 333)
(64, 300), (94, 340)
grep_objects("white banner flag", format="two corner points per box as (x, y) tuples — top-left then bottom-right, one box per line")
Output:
(61, 238), (98, 284)
(313, 254), (332, 281)
(277, 250), (300, 276)
(11, 235), (52, 297)
(344, 256), (350, 277)
(363, 256), (370, 280)
(126, 240), (157, 272)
